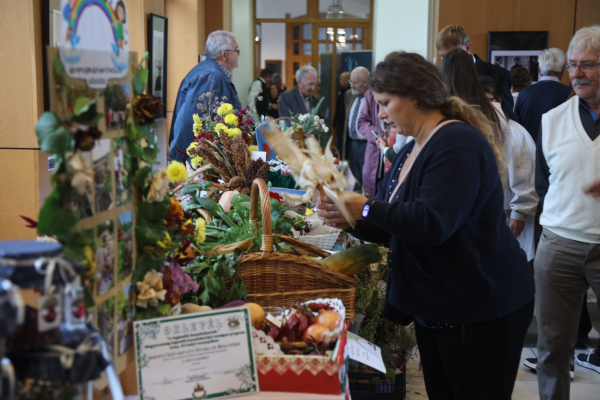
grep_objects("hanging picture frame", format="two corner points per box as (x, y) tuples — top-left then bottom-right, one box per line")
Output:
(147, 13), (168, 120)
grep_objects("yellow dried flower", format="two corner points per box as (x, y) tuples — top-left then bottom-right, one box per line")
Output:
(191, 156), (204, 169)
(224, 114), (239, 126)
(83, 246), (97, 278)
(167, 161), (188, 183)
(248, 145), (258, 151)
(147, 168), (169, 202)
(193, 114), (202, 125)
(167, 197), (184, 215)
(195, 218), (206, 244)
(193, 123), (202, 136)
(227, 128), (242, 137)
(215, 123), (228, 137)
(187, 142), (199, 157)
(217, 103), (233, 116)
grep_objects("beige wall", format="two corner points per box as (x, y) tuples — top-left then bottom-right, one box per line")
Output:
(0, 0), (44, 240)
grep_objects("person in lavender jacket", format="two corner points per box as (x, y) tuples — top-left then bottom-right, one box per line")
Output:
(357, 89), (385, 198)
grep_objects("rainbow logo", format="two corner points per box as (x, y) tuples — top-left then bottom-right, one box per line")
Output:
(66, 0), (124, 55)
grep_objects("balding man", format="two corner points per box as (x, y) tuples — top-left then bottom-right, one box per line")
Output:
(343, 67), (370, 191)
(514, 48), (573, 142)
(279, 65), (321, 119)
(169, 30), (241, 162)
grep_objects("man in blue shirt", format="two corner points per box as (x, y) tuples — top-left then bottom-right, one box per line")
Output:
(514, 48), (573, 142)
(169, 30), (242, 162)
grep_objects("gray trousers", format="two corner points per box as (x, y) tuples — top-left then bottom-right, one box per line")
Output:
(535, 228), (600, 400)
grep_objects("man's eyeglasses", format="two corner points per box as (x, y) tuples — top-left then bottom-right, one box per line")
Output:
(349, 80), (365, 85)
(225, 48), (241, 55)
(566, 62), (600, 72)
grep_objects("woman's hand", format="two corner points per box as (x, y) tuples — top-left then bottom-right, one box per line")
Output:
(509, 219), (525, 238)
(317, 191), (368, 230)
(376, 135), (387, 151)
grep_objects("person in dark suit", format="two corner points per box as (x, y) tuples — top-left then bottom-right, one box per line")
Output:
(278, 65), (322, 119)
(334, 71), (351, 149)
(514, 48), (572, 142)
(247, 68), (272, 119)
(437, 24), (515, 120)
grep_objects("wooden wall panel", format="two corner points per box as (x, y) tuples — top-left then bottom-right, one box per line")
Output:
(438, 0), (520, 61)
(165, 0), (203, 152)
(438, 0), (582, 66)
(518, 0), (576, 58)
(0, 0), (41, 149)
(575, 0), (600, 32)
(0, 150), (39, 240)
(205, 0), (224, 41)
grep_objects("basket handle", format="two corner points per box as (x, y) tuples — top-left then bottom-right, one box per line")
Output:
(271, 116), (301, 126)
(249, 178), (274, 260)
(329, 145), (341, 160)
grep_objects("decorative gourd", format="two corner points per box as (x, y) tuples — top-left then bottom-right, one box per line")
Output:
(321, 244), (382, 276)
(218, 190), (240, 212)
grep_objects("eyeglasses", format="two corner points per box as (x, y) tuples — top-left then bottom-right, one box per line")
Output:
(566, 62), (600, 72)
(225, 48), (241, 54)
(349, 80), (365, 85)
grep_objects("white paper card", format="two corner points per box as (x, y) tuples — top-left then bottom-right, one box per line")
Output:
(346, 332), (386, 374)
(250, 151), (266, 161)
(134, 306), (259, 400)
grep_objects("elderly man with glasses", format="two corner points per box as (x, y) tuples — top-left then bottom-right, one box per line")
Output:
(169, 30), (242, 162)
(534, 25), (600, 400)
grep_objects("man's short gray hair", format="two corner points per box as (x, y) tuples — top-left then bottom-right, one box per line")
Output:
(538, 48), (566, 75)
(296, 65), (317, 81)
(204, 30), (236, 60)
(272, 73), (282, 83)
(568, 25), (600, 61)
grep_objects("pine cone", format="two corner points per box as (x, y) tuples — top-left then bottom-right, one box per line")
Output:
(69, 123), (102, 151)
(245, 158), (269, 186)
(132, 94), (164, 124)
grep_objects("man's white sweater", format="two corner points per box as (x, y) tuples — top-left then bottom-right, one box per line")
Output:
(540, 96), (600, 243)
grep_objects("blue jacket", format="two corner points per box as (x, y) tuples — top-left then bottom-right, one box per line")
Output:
(351, 121), (534, 324)
(514, 79), (572, 142)
(169, 58), (241, 161)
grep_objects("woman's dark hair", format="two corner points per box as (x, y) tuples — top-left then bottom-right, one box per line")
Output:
(369, 51), (507, 182)
(368, 52), (448, 109)
(479, 75), (501, 102)
(439, 48), (504, 142)
(511, 66), (532, 92)
(116, 1), (127, 23)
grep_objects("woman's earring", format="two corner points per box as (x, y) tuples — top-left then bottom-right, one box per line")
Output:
(414, 103), (419, 108)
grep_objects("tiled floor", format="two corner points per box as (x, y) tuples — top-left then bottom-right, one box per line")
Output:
(404, 300), (600, 399)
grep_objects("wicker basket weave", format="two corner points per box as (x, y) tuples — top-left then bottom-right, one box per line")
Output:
(238, 179), (358, 321)
(296, 231), (341, 251)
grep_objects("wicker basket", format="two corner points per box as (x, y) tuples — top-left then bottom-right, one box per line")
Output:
(238, 179), (358, 321)
(296, 231), (341, 251)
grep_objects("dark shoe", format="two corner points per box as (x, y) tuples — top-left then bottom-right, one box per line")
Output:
(524, 356), (574, 379)
(576, 350), (600, 374)
(524, 357), (537, 370)
(575, 335), (590, 349)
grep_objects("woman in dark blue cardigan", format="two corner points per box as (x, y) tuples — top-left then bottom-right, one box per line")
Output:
(318, 52), (534, 400)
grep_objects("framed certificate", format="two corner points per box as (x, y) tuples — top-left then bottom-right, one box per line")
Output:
(134, 306), (259, 400)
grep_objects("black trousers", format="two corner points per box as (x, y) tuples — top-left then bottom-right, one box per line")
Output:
(346, 138), (367, 191)
(415, 299), (534, 400)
